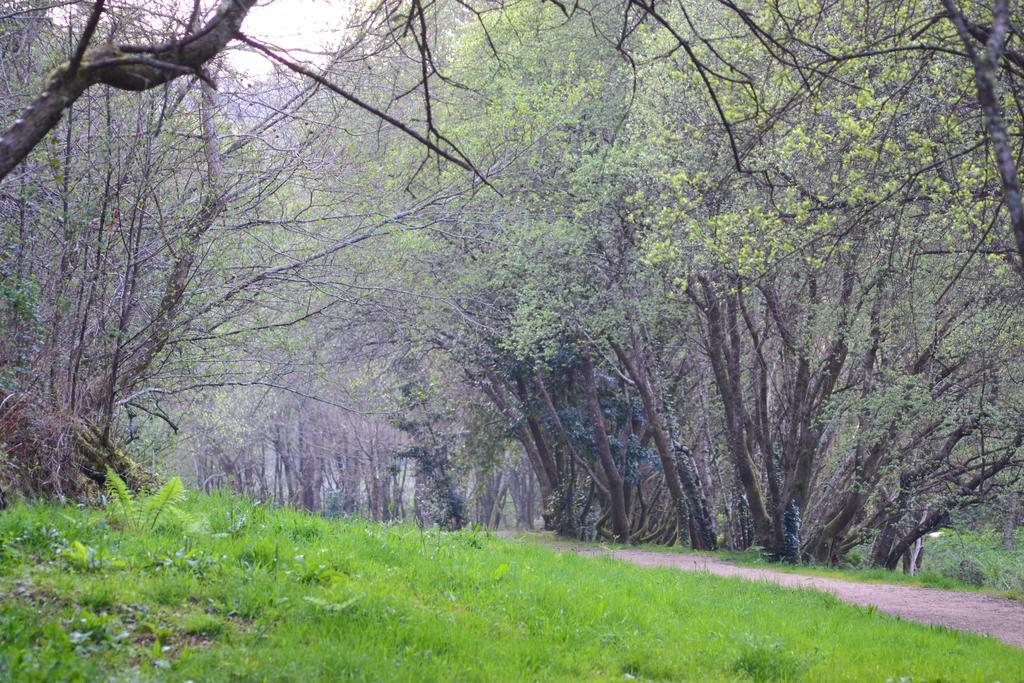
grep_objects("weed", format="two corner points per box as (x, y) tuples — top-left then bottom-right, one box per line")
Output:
(732, 638), (807, 682)
(178, 613), (226, 638)
(56, 540), (126, 573)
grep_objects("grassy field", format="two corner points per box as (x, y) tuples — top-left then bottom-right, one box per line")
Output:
(509, 531), (1024, 600)
(1, 494), (1022, 682)
(723, 549), (1024, 600)
(512, 532), (1024, 602)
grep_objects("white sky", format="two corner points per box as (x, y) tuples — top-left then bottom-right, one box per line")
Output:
(56, 0), (353, 77)
(227, 0), (353, 76)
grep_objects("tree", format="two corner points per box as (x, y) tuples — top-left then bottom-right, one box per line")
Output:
(0, 0), (257, 180)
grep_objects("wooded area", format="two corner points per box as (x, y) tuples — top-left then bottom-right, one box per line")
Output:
(2, 0), (1023, 571)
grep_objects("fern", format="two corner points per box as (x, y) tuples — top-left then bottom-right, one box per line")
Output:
(104, 468), (135, 526)
(104, 469), (186, 532)
(143, 477), (185, 531)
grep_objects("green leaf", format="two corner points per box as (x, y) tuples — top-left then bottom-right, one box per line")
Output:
(104, 468), (134, 523)
(143, 477), (185, 531)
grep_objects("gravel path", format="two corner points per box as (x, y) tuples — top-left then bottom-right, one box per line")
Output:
(567, 546), (1024, 649)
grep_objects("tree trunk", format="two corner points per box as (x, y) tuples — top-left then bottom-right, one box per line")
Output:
(580, 347), (630, 542)
(73, 422), (153, 490)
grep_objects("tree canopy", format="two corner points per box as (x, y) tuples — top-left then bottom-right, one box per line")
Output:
(1, 0), (1022, 567)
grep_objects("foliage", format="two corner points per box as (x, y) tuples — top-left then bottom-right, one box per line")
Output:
(392, 366), (468, 531)
(2, 0), (1024, 584)
(782, 502), (802, 565)
(923, 529), (1024, 594)
(103, 468), (185, 533)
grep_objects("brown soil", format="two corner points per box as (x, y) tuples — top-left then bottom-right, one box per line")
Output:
(566, 546), (1024, 649)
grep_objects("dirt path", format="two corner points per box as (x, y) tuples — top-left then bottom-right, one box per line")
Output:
(566, 546), (1024, 649)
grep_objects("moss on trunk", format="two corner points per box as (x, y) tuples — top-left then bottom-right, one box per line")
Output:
(73, 423), (153, 491)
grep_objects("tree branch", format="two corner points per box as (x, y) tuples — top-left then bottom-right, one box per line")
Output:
(0, 0), (257, 181)
(942, 0), (1024, 267)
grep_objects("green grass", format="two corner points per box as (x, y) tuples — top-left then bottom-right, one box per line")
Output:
(511, 531), (1023, 599)
(1, 494), (1022, 681)
(725, 553), (1021, 598)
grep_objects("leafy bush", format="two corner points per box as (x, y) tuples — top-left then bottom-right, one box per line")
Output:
(922, 529), (1024, 592)
(782, 502), (801, 564)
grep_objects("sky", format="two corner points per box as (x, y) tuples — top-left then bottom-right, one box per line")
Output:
(227, 0), (353, 76)
(47, 0), (352, 77)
